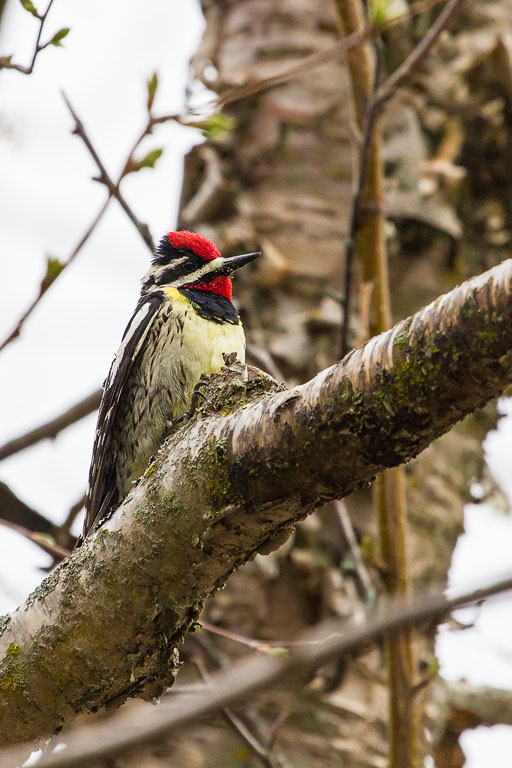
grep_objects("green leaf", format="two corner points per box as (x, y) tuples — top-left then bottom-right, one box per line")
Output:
(41, 255), (65, 292)
(19, 0), (39, 17)
(266, 646), (289, 657)
(359, 535), (375, 560)
(48, 28), (70, 47)
(146, 71), (159, 113)
(369, 0), (407, 28)
(186, 113), (235, 141)
(427, 657), (441, 677)
(126, 148), (164, 174)
(31, 533), (56, 547)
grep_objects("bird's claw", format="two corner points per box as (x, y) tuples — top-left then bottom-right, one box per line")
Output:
(170, 378), (210, 428)
(187, 378), (210, 417)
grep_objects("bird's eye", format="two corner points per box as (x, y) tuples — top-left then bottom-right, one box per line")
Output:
(184, 259), (194, 270)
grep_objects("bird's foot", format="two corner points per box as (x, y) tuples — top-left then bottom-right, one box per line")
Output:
(187, 378), (210, 417)
(169, 378), (210, 429)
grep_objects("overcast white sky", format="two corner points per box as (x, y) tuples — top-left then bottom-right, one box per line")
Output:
(1, 1), (512, 765)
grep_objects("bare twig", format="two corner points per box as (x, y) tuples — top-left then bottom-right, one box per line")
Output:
(193, 651), (288, 768)
(0, 389), (101, 462)
(1, 76), (160, 355)
(58, 493), (86, 536)
(201, 621), (312, 652)
(0, 200), (109, 353)
(0, 482), (76, 552)
(3, 575), (512, 768)
(62, 93), (155, 253)
(1, 75), (162, 354)
(330, 500), (376, 603)
(445, 680), (512, 729)
(375, 0), (465, 106)
(0, 480), (54, 536)
(0, 518), (70, 561)
(0, 0), (60, 75)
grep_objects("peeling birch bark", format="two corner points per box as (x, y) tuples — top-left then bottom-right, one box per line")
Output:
(0, 259), (511, 747)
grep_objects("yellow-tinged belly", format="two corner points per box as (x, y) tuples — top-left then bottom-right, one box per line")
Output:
(162, 287), (246, 413)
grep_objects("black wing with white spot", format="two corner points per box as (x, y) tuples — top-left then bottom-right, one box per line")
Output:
(83, 291), (164, 538)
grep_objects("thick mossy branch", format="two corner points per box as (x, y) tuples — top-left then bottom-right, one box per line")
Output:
(0, 260), (511, 747)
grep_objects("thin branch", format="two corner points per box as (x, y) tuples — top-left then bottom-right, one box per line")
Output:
(376, 468), (416, 766)
(0, 0), (57, 75)
(0, 199), (110, 353)
(3, 575), (512, 768)
(58, 493), (86, 536)
(333, 1), (419, 763)
(0, 480), (53, 535)
(201, 621), (308, 652)
(62, 93), (155, 253)
(1, 76), (158, 355)
(0, 481), (76, 551)
(330, 500), (376, 603)
(375, 0), (465, 106)
(0, 390), (101, 462)
(2, 76), (163, 354)
(0, 518), (70, 561)
(444, 680), (512, 729)
(339, 43), (383, 358)
(202, 620), (353, 651)
(193, 650), (288, 768)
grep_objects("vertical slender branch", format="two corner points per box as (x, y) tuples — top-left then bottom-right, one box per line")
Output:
(376, 467), (417, 766)
(339, 44), (388, 357)
(332, 1), (417, 765)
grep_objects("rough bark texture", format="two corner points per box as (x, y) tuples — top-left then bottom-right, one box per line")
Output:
(0, 260), (512, 747)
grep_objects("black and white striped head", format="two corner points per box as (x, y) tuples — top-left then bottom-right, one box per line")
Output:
(145, 230), (260, 300)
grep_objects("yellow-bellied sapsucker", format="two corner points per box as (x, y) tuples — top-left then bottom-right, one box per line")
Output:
(81, 230), (260, 540)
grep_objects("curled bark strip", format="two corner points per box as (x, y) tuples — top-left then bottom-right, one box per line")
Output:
(0, 260), (511, 747)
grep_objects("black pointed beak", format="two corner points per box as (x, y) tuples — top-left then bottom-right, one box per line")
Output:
(220, 251), (261, 274)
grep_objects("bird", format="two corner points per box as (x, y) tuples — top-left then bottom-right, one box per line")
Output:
(81, 230), (260, 541)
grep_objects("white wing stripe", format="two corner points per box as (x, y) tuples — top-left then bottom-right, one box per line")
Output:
(109, 302), (152, 380)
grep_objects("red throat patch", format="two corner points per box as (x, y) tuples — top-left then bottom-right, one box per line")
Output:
(191, 276), (233, 300)
(167, 231), (221, 261)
